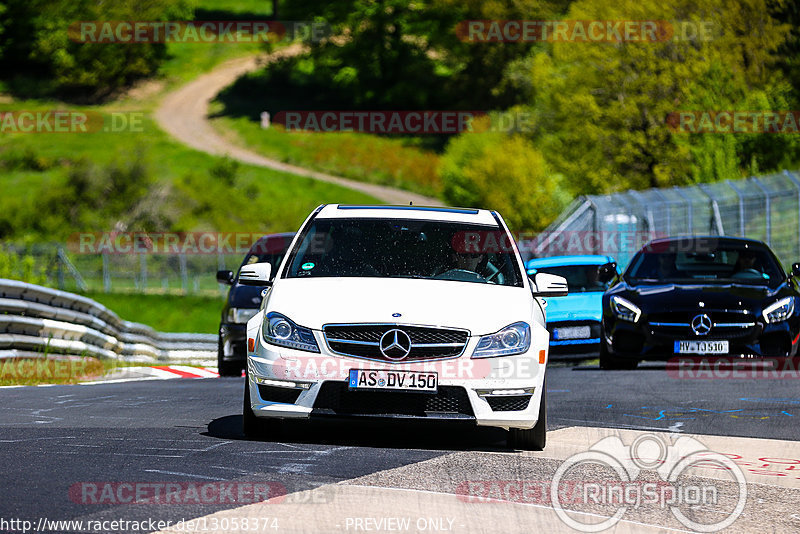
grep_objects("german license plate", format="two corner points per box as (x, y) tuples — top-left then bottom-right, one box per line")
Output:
(554, 326), (591, 340)
(674, 340), (729, 354)
(348, 369), (438, 393)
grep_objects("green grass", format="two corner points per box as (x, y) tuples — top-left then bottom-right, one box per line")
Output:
(0, 103), (380, 244)
(210, 114), (443, 196)
(86, 291), (224, 333)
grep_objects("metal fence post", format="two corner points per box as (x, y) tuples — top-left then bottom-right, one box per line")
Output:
(102, 253), (110, 293)
(180, 254), (188, 293)
(139, 254), (148, 291)
(697, 184), (724, 235)
(751, 177), (771, 246)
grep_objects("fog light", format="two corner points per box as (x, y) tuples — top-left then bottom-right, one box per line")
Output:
(476, 387), (535, 397)
(253, 376), (311, 389)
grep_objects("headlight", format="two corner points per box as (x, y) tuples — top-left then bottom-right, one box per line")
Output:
(261, 312), (319, 352)
(610, 296), (641, 323)
(472, 322), (531, 358)
(227, 307), (258, 324)
(763, 297), (794, 323)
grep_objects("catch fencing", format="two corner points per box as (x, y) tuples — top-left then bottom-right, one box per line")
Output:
(0, 279), (216, 362)
(526, 169), (800, 269)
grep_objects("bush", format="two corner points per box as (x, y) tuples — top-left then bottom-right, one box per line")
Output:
(440, 129), (570, 231)
(0, 246), (47, 285)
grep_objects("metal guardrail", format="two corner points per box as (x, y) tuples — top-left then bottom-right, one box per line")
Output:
(0, 279), (216, 362)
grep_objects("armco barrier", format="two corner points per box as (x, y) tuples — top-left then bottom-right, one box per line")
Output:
(0, 279), (216, 362)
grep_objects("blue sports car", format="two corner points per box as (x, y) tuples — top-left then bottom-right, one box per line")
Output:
(526, 255), (619, 356)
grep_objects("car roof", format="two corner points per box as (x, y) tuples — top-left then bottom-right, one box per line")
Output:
(315, 204), (499, 226)
(526, 254), (615, 268)
(247, 232), (295, 255)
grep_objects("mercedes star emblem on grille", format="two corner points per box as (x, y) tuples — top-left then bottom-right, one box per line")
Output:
(691, 313), (712, 336)
(379, 329), (412, 360)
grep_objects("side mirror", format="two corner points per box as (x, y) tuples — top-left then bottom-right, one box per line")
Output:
(238, 262), (273, 286)
(216, 270), (234, 285)
(597, 262), (618, 284)
(532, 273), (568, 297)
(792, 263), (800, 278)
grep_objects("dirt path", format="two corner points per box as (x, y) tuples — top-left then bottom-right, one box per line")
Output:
(154, 48), (442, 206)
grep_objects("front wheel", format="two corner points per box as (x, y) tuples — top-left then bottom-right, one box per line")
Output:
(599, 338), (638, 370)
(508, 385), (547, 451)
(218, 337), (242, 377)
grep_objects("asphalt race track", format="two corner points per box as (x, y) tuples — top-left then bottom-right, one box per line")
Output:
(2, 365), (800, 533)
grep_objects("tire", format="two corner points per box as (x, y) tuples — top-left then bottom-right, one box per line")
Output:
(242, 374), (282, 439)
(508, 385), (547, 451)
(218, 337), (242, 377)
(599, 338), (638, 370)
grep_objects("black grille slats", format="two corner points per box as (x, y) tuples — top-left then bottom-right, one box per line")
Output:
(486, 395), (532, 412)
(323, 324), (469, 362)
(312, 381), (474, 418)
(648, 310), (757, 339)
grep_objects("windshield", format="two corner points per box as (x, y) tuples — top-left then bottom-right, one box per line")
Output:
(529, 264), (609, 293)
(284, 218), (523, 287)
(627, 243), (784, 287)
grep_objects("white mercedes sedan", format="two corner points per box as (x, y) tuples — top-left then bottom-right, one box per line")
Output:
(239, 204), (567, 450)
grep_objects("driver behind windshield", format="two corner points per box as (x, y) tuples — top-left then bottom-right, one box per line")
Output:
(448, 249), (486, 273)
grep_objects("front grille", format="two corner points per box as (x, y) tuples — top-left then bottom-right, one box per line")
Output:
(648, 311), (757, 339)
(485, 395), (532, 412)
(323, 324), (469, 363)
(257, 385), (303, 404)
(312, 381), (474, 418)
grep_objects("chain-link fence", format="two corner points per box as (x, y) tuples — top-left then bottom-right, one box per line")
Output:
(525, 169), (800, 269)
(7, 244), (245, 296)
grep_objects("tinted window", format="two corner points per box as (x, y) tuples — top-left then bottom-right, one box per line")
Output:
(627, 242), (784, 287)
(284, 218), (523, 287)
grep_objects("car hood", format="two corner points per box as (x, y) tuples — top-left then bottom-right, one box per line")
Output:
(545, 291), (603, 322)
(613, 281), (786, 310)
(266, 277), (534, 335)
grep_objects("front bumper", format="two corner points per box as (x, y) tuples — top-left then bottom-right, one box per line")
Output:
(246, 333), (547, 430)
(219, 323), (247, 362)
(604, 314), (800, 360)
(548, 320), (601, 355)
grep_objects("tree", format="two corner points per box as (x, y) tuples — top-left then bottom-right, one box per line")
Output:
(515, 0), (798, 194)
(440, 127), (570, 230)
(0, 0), (192, 98)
